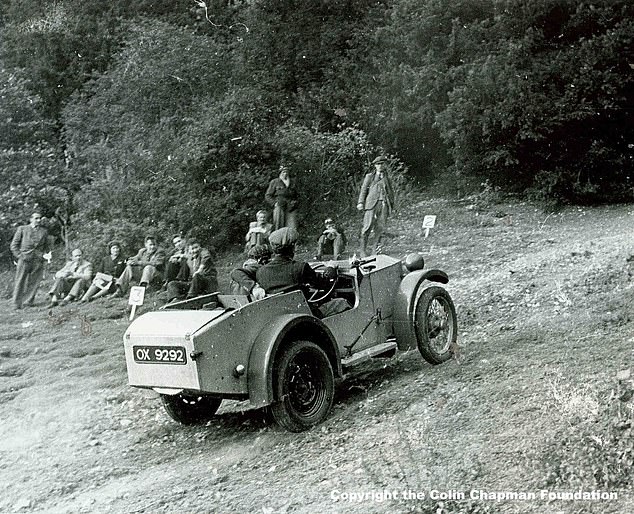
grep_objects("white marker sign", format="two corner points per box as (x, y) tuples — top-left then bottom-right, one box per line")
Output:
(128, 286), (146, 320)
(423, 215), (437, 238)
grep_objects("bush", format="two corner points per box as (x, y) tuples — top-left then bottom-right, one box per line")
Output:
(272, 123), (410, 241)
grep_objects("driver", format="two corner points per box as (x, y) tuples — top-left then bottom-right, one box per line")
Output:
(256, 227), (318, 295)
(257, 227), (350, 317)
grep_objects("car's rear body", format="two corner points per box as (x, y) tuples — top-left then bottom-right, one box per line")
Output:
(123, 292), (314, 399)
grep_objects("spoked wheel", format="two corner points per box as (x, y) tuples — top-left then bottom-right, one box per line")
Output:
(271, 341), (334, 432)
(160, 393), (222, 425)
(414, 286), (457, 365)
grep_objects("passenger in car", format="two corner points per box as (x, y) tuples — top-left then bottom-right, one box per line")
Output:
(229, 244), (271, 300)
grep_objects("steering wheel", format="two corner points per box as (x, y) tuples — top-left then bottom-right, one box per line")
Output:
(307, 266), (338, 304)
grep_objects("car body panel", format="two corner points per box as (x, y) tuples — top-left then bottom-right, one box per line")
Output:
(124, 310), (227, 390)
(247, 311), (341, 406)
(393, 269), (450, 351)
(322, 255), (402, 356)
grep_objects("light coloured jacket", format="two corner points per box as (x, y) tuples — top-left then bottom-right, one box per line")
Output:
(55, 259), (93, 281)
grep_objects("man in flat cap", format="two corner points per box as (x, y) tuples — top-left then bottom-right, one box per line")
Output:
(357, 155), (395, 257)
(257, 227), (350, 317)
(256, 227), (316, 295)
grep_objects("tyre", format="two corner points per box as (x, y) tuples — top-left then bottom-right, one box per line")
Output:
(160, 393), (222, 425)
(270, 341), (335, 432)
(414, 286), (457, 365)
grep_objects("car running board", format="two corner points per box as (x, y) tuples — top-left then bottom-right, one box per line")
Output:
(341, 341), (398, 370)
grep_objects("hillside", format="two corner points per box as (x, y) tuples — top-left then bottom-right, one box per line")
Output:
(1, 196), (633, 514)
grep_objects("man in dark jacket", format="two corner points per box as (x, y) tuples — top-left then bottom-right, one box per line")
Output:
(79, 241), (127, 302)
(256, 227), (349, 317)
(10, 211), (51, 309)
(163, 234), (188, 287)
(166, 239), (218, 302)
(229, 244), (271, 299)
(265, 165), (299, 231)
(113, 235), (166, 295)
(256, 227), (317, 295)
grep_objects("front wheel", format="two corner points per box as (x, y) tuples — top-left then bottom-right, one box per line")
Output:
(270, 341), (335, 432)
(160, 393), (221, 425)
(414, 286), (457, 365)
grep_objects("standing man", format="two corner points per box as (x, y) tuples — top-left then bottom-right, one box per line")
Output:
(357, 155), (395, 257)
(265, 164), (299, 231)
(166, 239), (218, 302)
(10, 211), (51, 309)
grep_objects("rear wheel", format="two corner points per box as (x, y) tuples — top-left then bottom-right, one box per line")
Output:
(414, 286), (457, 365)
(271, 341), (335, 432)
(160, 393), (221, 425)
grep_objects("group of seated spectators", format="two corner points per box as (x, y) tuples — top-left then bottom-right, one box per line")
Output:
(45, 209), (348, 311)
(47, 234), (218, 308)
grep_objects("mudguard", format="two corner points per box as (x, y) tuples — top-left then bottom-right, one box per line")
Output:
(247, 314), (341, 407)
(393, 269), (449, 351)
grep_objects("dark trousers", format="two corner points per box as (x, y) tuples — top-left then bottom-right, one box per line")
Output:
(360, 201), (388, 256)
(167, 274), (218, 302)
(164, 260), (183, 283)
(50, 277), (89, 299)
(317, 234), (345, 259)
(12, 257), (44, 308)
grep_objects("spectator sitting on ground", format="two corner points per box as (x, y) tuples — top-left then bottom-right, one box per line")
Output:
(244, 210), (273, 254)
(316, 217), (346, 261)
(113, 235), (166, 297)
(162, 233), (188, 289)
(229, 243), (271, 300)
(48, 248), (93, 307)
(166, 239), (218, 302)
(79, 241), (127, 303)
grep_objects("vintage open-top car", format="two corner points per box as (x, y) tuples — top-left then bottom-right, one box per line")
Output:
(123, 253), (457, 431)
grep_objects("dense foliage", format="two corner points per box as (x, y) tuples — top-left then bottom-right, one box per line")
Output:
(1, 0), (633, 259)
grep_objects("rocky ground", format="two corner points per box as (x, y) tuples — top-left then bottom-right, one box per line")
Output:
(1, 196), (633, 513)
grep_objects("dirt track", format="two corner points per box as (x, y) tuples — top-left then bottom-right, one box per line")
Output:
(1, 198), (633, 513)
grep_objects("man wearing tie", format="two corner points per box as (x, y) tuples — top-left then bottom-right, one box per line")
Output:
(356, 155), (396, 257)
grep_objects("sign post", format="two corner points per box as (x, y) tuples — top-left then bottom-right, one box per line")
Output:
(422, 215), (437, 238)
(128, 286), (146, 321)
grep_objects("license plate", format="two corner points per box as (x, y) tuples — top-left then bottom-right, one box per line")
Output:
(133, 345), (187, 365)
